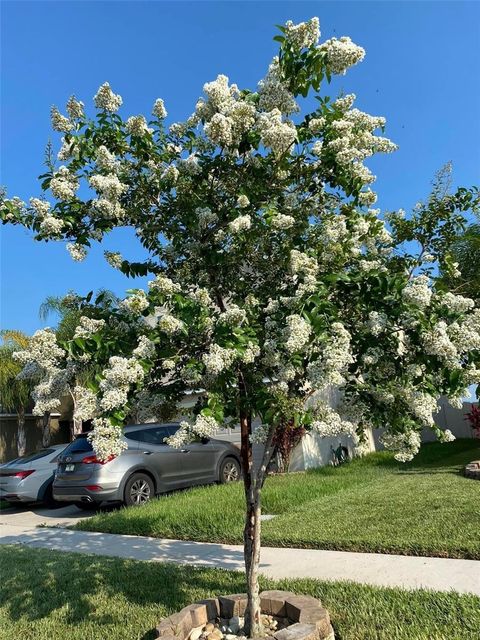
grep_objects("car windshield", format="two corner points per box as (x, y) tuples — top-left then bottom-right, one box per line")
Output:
(63, 436), (93, 454)
(5, 449), (56, 466)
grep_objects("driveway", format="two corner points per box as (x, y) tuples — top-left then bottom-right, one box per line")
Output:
(0, 503), (93, 530)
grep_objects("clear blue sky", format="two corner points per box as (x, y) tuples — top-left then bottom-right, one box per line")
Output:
(1, 1), (479, 335)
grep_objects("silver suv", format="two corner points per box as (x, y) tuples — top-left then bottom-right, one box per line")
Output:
(53, 423), (241, 509)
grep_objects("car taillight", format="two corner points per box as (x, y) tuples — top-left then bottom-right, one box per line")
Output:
(0, 470), (35, 479)
(81, 454), (116, 465)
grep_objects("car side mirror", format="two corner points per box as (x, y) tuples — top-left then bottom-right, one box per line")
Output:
(201, 437), (210, 444)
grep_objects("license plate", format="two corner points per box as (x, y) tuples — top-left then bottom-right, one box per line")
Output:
(65, 464), (75, 472)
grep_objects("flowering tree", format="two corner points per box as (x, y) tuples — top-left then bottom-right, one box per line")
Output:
(0, 331), (36, 456)
(2, 18), (480, 635)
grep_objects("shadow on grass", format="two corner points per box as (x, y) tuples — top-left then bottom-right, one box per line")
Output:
(0, 545), (247, 637)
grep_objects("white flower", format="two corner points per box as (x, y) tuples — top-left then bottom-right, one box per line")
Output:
(367, 311), (387, 337)
(104, 251), (123, 269)
(50, 166), (79, 201)
(319, 36), (366, 75)
(66, 95), (84, 120)
(258, 58), (298, 115)
(73, 316), (106, 339)
(284, 17), (320, 50)
(50, 106), (73, 132)
(284, 314), (311, 353)
(229, 214), (251, 233)
(39, 215), (64, 236)
(271, 213), (295, 230)
(237, 194), (250, 208)
(202, 344), (236, 376)
(257, 109), (297, 156)
(440, 429), (456, 443)
(126, 115), (153, 136)
(73, 386), (99, 422)
(133, 335), (156, 359)
(439, 292), (475, 313)
(148, 275), (181, 295)
(88, 419), (127, 461)
(96, 146), (119, 172)
(290, 249), (318, 276)
(157, 312), (184, 334)
(89, 173), (128, 201)
(120, 290), (149, 315)
(402, 275), (432, 308)
(153, 98), (167, 119)
(30, 198), (51, 219)
(94, 82), (123, 112)
(204, 113), (233, 146)
(66, 243), (87, 262)
(220, 304), (247, 326)
(381, 430), (421, 462)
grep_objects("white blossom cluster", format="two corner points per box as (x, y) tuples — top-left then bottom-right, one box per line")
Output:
(99, 356), (144, 411)
(39, 215), (64, 236)
(284, 314), (311, 353)
(402, 275), (432, 308)
(30, 198), (51, 219)
(404, 389), (438, 427)
(66, 95), (85, 120)
(187, 286), (212, 307)
(318, 36), (365, 75)
(51, 106), (74, 132)
(438, 292), (475, 313)
(202, 343), (236, 376)
(126, 115), (153, 137)
(96, 146), (119, 172)
(257, 109), (297, 156)
(219, 304), (247, 326)
(229, 214), (251, 233)
(381, 430), (421, 462)
(153, 98), (167, 119)
(89, 173), (127, 201)
(237, 194), (250, 208)
(50, 166), (79, 201)
(367, 311), (388, 336)
(285, 17), (320, 50)
(66, 242), (87, 262)
(166, 414), (219, 448)
(73, 385), (99, 422)
(271, 213), (295, 230)
(250, 423), (272, 444)
(73, 316), (106, 339)
(156, 312), (184, 334)
(120, 290), (149, 315)
(258, 58), (299, 115)
(104, 251), (123, 269)
(94, 82), (123, 112)
(290, 249), (319, 277)
(14, 329), (70, 416)
(307, 322), (354, 388)
(133, 335), (156, 359)
(311, 402), (356, 437)
(148, 274), (182, 295)
(88, 419), (128, 461)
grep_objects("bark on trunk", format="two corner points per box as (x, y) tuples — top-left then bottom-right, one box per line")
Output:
(239, 378), (277, 638)
(17, 408), (26, 457)
(41, 412), (51, 448)
(69, 390), (83, 440)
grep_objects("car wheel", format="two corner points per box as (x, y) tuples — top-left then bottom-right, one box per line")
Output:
(124, 473), (154, 507)
(43, 483), (64, 509)
(219, 457), (241, 484)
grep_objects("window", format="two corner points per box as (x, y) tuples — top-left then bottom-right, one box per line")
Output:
(4, 449), (55, 466)
(63, 435), (93, 454)
(125, 425), (178, 445)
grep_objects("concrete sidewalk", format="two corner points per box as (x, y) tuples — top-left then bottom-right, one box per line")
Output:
(1, 522), (479, 595)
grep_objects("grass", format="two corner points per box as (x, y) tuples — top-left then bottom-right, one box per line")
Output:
(75, 439), (480, 559)
(0, 545), (479, 640)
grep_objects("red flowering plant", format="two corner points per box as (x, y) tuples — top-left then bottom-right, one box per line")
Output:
(465, 404), (480, 438)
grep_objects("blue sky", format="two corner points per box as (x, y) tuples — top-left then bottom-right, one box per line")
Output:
(1, 0), (479, 336)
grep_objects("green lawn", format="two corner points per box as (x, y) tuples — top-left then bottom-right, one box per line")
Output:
(0, 545), (478, 640)
(75, 439), (480, 559)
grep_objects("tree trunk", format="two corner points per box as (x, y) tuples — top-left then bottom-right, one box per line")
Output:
(69, 389), (83, 440)
(41, 412), (51, 448)
(17, 407), (26, 457)
(239, 380), (277, 638)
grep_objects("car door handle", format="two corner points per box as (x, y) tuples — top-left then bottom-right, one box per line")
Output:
(180, 449), (190, 453)
(143, 451), (153, 455)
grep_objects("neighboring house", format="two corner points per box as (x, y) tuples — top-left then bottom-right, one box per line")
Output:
(1, 389), (475, 466)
